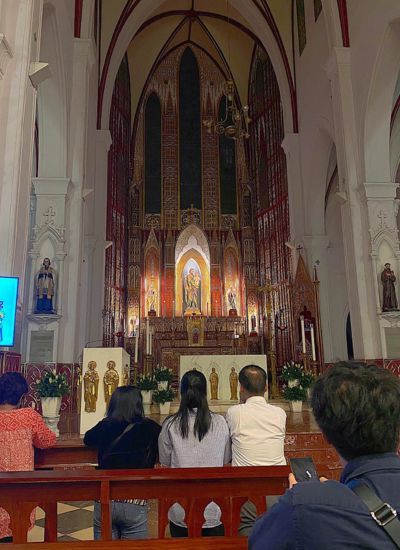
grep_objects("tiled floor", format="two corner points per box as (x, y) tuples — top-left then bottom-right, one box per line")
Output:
(29, 500), (160, 542)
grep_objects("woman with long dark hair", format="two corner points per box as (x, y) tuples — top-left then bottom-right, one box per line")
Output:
(84, 386), (160, 540)
(158, 370), (231, 537)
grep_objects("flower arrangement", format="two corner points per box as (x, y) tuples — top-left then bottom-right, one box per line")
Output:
(280, 361), (304, 382)
(137, 374), (157, 391)
(153, 366), (174, 383)
(153, 387), (175, 404)
(35, 371), (70, 398)
(281, 384), (308, 402)
(300, 371), (315, 390)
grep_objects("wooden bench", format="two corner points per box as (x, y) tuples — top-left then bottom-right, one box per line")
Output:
(2, 539), (248, 549)
(0, 466), (290, 544)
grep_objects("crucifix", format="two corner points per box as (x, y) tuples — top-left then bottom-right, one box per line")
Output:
(43, 206), (56, 225)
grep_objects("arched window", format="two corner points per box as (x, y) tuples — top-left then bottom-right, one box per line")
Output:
(179, 47), (202, 209)
(145, 92), (161, 214)
(219, 98), (237, 215)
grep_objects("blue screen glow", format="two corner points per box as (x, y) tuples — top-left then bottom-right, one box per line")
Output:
(0, 277), (19, 347)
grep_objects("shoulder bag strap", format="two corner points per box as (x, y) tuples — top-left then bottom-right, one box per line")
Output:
(349, 480), (400, 548)
(101, 423), (136, 464)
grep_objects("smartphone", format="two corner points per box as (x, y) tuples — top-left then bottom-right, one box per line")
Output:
(289, 457), (319, 482)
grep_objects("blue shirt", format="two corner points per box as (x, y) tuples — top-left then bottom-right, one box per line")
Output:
(249, 453), (400, 549)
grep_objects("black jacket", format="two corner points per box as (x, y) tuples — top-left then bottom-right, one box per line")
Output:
(84, 417), (161, 470)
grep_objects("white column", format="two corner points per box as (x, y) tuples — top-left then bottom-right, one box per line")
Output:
(58, 38), (96, 362)
(86, 129), (112, 345)
(282, 133), (306, 272)
(326, 47), (381, 360)
(0, 0), (43, 283)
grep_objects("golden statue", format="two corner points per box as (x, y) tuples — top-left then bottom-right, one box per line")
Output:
(229, 367), (238, 400)
(209, 367), (219, 400)
(123, 364), (130, 386)
(103, 360), (120, 407)
(83, 361), (99, 413)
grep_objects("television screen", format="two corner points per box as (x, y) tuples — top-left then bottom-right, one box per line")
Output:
(0, 277), (19, 347)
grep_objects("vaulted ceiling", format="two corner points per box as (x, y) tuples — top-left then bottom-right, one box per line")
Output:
(98, 0), (294, 124)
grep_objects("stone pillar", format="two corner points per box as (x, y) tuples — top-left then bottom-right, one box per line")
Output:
(86, 129), (112, 345)
(282, 133), (306, 272)
(0, 0), (43, 282)
(325, 47), (381, 359)
(59, 37), (96, 362)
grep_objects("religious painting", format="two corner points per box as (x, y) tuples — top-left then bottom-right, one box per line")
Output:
(144, 231), (160, 316)
(224, 243), (241, 315)
(183, 259), (202, 315)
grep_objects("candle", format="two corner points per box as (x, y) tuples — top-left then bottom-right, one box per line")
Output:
(173, 300), (175, 319)
(149, 326), (153, 355)
(310, 323), (316, 361)
(134, 332), (139, 363)
(300, 316), (306, 354)
(206, 302), (209, 317)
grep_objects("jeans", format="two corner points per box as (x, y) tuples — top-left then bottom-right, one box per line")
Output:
(94, 501), (148, 540)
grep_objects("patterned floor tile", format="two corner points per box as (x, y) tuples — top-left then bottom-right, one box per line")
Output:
(57, 503), (79, 514)
(61, 501), (94, 509)
(69, 527), (94, 541)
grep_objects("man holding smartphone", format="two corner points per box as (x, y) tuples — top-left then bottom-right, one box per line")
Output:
(249, 362), (400, 549)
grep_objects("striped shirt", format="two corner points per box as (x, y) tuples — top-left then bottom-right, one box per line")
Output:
(158, 411), (231, 528)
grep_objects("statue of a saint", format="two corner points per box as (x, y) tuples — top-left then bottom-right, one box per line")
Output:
(209, 367), (219, 400)
(103, 360), (120, 407)
(83, 361), (99, 413)
(381, 263), (398, 311)
(184, 268), (200, 310)
(147, 286), (157, 313)
(35, 258), (56, 314)
(227, 287), (237, 311)
(229, 367), (238, 400)
(123, 365), (130, 386)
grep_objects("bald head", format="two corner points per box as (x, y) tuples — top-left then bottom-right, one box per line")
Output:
(239, 365), (267, 401)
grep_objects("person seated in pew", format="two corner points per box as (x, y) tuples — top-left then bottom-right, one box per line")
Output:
(158, 370), (231, 537)
(249, 363), (400, 549)
(0, 371), (56, 543)
(225, 365), (287, 536)
(84, 386), (161, 540)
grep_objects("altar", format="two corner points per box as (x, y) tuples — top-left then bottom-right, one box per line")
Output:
(180, 354), (268, 403)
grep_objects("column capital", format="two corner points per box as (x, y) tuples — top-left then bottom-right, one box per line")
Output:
(364, 182), (398, 200)
(32, 177), (71, 197)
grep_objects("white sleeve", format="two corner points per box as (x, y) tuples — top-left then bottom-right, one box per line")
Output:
(158, 420), (173, 466)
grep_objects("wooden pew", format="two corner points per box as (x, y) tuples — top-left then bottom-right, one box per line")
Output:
(2, 539), (248, 549)
(0, 466), (290, 544)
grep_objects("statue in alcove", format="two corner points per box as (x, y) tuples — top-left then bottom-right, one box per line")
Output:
(147, 285), (157, 314)
(227, 287), (237, 311)
(381, 263), (398, 311)
(184, 267), (201, 311)
(35, 258), (56, 314)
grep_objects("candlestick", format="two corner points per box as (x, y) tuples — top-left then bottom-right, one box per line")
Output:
(146, 318), (150, 354)
(172, 300), (175, 319)
(206, 302), (209, 317)
(300, 316), (306, 354)
(134, 332), (139, 363)
(149, 326), (153, 356)
(310, 323), (316, 361)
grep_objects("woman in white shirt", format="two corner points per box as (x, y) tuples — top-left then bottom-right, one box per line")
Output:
(158, 369), (231, 537)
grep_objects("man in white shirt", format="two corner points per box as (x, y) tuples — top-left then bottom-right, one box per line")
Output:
(226, 364), (286, 534)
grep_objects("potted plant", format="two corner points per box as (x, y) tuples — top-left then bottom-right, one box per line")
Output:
(280, 361), (304, 387)
(35, 370), (69, 435)
(137, 374), (157, 413)
(300, 371), (316, 399)
(153, 365), (174, 390)
(153, 387), (175, 415)
(281, 384), (307, 412)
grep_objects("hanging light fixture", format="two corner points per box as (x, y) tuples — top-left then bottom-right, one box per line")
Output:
(203, 0), (251, 140)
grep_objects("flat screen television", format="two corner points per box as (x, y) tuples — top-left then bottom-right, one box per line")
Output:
(0, 277), (19, 347)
